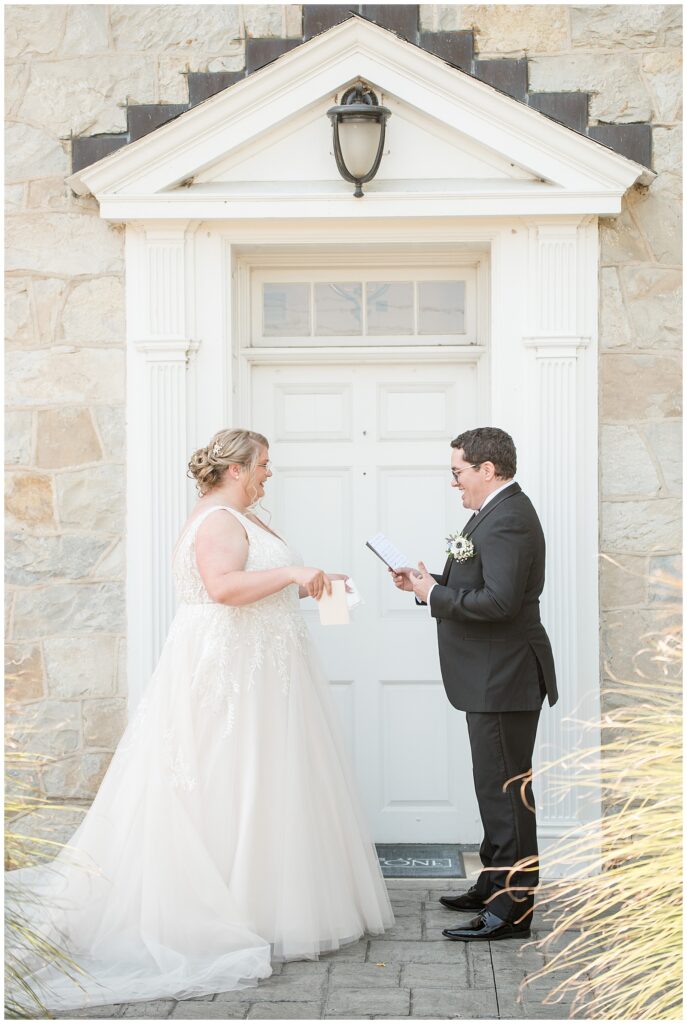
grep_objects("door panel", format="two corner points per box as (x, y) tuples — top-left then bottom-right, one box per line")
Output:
(251, 362), (483, 842)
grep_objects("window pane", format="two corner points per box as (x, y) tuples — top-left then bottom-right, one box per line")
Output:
(314, 283), (362, 336)
(366, 282), (414, 335)
(418, 281), (465, 334)
(263, 283), (310, 336)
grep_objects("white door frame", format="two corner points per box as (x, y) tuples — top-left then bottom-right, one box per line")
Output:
(123, 215), (600, 856)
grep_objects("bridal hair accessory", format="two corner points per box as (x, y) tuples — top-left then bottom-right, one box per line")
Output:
(212, 441), (223, 457)
(446, 531), (475, 562)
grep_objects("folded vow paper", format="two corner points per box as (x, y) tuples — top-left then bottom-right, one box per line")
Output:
(317, 579), (350, 626)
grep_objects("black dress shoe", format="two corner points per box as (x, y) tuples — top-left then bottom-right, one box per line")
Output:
(442, 910), (530, 941)
(439, 888), (486, 912)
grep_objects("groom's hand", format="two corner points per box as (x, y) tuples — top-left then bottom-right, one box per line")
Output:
(410, 561), (433, 603)
(389, 567), (415, 592)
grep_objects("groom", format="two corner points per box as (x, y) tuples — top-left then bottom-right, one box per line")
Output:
(392, 427), (557, 941)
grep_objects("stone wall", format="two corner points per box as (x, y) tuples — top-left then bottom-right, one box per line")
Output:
(5, 5), (682, 802)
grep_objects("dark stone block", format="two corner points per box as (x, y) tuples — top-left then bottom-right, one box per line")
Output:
(188, 71), (245, 106)
(474, 58), (528, 101)
(71, 133), (129, 174)
(419, 30), (474, 72)
(587, 123), (653, 169)
(304, 5), (358, 40)
(361, 5), (419, 42)
(528, 92), (589, 134)
(127, 104), (189, 141)
(245, 37), (302, 74)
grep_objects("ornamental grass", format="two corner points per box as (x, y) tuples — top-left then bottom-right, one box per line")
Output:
(5, 703), (89, 1019)
(519, 563), (682, 1020)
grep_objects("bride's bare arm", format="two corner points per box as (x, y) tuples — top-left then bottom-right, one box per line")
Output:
(195, 512), (330, 605)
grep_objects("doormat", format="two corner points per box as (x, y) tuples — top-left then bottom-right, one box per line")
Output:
(376, 844), (466, 878)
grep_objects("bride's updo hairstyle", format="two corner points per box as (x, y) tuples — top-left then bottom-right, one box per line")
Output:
(187, 428), (269, 496)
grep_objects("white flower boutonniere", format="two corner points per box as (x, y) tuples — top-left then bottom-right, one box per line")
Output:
(446, 531), (475, 563)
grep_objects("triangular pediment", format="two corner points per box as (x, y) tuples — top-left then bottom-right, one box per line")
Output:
(68, 16), (649, 219)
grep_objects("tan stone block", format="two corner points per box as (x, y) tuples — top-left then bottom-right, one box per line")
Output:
(5, 5), (67, 58)
(6, 533), (111, 585)
(158, 57), (192, 103)
(35, 408), (102, 469)
(601, 354), (681, 420)
(5, 644), (44, 702)
(13, 582), (126, 639)
(93, 405), (126, 460)
(60, 277), (125, 343)
(6, 63), (30, 117)
(648, 554), (681, 604)
(6, 213), (124, 276)
(42, 752), (112, 800)
(5, 123), (68, 182)
(601, 498), (681, 553)
(26, 177), (72, 211)
(92, 539), (126, 580)
(621, 267), (682, 349)
(599, 194), (653, 266)
(56, 464), (125, 531)
(602, 606), (680, 682)
(116, 638), (127, 696)
(242, 5), (284, 38)
(7, 699), (81, 758)
(529, 54), (652, 123)
(112, 4), (241, 51)
(5, 410), (32, 465)
(652, 126), (682, 176)
(641, 50), (682, 122)
(627, 176), (682, 266)
(9, 806), (87, 853)
(6, 184), (25, 211)
(32, 278), (68, 343)
(571, 4), (682, 49)
(600, 424), (660, 498)
(59, 4), (110, 56)
(44, 636), (117, 699)
(5, 277), (32, 345)
(82, 699), (128, 750)
(599, 554), (647, 609)
(207, 48), (246, 72)
(5, 471), (55, 527)
(433, 5), (569, 54)
(643, 421), (682, 496)
(18, 56), (156, 136)
(599, 267), (632, 351)
(284, 6), (304, 38)
(7, 347), (125, 407)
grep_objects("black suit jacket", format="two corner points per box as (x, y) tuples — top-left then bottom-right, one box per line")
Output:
(426, 482), (558, 713)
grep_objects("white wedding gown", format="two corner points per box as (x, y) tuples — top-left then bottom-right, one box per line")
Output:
(8, 506), (394, 1011)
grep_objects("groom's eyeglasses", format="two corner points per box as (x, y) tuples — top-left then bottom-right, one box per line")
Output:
(451, 464), (480, 481)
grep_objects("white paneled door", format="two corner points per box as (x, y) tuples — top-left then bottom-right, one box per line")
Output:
(251, 361), (483, 842)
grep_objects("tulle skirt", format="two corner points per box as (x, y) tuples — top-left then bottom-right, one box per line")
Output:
(7, 603), (394, 1010)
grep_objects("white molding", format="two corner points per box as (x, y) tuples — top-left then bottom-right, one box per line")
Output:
(240, 345), (487, 365)
(96, 192), (629, 221)
(69, 17), (649, 214)
(521, 219), (601, 870)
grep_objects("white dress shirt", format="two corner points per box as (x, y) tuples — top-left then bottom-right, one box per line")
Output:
(426, 480), (515, 612)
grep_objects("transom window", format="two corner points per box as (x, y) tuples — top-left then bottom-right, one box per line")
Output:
(251, 266), (478, 346)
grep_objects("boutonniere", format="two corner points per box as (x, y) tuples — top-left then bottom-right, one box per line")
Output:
(446, 531), (475, 562)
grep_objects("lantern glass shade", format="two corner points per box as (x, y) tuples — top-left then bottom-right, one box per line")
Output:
(327, 84), (391, 197)
(337, 119), (383, 180)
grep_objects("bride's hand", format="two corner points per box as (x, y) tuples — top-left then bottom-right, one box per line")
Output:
(291, 566), (332, 600)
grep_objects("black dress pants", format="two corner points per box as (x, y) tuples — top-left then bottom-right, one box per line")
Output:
(465, 707), (541, 923)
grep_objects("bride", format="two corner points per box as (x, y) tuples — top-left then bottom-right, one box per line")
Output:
(8, 428), (394, 1011)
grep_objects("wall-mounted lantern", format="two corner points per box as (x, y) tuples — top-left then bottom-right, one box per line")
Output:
(327, 83), (391, 198)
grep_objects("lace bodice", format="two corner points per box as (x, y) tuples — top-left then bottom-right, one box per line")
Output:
(172, 505), (302, 612)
